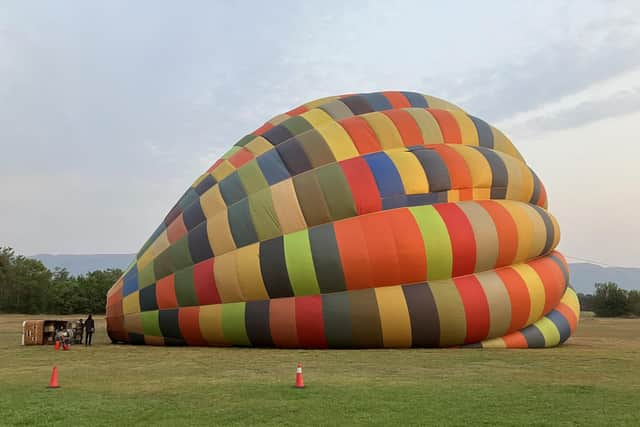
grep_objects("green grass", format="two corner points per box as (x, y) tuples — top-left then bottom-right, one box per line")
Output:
(1, 315), (639, 426)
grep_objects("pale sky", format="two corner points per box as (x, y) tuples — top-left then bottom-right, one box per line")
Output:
(1, 0), (639, 267)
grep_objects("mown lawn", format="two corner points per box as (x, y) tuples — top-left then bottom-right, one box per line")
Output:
(0, 314), (638, 426)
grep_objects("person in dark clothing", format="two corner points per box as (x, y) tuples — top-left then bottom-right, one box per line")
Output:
(85, 314), (95, 346)
(78, 319), (84, 344)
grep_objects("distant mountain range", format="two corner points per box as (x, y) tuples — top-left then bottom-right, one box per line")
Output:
(568, 263), (639, 294)
(31, 254), (639, 294)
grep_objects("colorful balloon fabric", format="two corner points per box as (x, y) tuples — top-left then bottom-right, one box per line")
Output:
(106, 91), (580, 348)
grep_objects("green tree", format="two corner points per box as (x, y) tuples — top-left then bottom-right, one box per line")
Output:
(625, 290), (640, 316)
(47, 268), (81, 314)
(0, 247), (51, 313)
(76, 269), (122, 314)
(0, 246), (122, 314)
(593, 282), (628, 317)
(577, 293), (595, 312)
(0, 247), (16, 312)
(0, 248), (12, 310)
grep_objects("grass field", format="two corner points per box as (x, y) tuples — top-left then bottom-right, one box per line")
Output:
(0, 314), (638, 426)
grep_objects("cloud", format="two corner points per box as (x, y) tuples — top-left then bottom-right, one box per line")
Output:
(0, 172), (183, 254)
(497, 67), (640, 137)
(2, 0), (640, 257)
(424, 14), (640, 122)
(504, 87), (640, 137)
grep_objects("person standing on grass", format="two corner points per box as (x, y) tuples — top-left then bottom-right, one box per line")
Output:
(85, 314), (95, 346)
(78, 318), (84, 344)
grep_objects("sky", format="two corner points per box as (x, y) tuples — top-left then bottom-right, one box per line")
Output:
(1, 0), (639, 267)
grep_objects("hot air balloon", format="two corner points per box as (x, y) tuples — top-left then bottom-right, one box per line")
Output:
(106, 91), (579, 348)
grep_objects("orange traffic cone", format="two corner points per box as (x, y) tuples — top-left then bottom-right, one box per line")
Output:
(54, 341), (60, 351)
(47, 366), (60, 389)
(295, 363), (304, 388)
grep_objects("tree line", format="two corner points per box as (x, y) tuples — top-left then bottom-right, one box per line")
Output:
(2, 246), (639, 317)
(578, 282), (640, 317)
(0, 247), (121, 314)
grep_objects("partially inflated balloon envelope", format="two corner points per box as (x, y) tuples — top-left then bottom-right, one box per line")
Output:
(106, 91), (580, 348)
